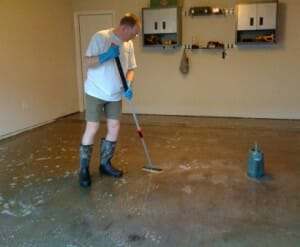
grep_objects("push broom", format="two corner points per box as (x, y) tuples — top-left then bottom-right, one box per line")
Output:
(115, 57), (162, 173)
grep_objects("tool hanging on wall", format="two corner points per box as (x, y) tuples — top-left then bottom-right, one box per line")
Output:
(179, 47), (189, 74)
(114, 57), (163, 174)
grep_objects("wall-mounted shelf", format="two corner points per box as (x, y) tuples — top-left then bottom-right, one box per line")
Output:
(142, 7), (182, 48)
(192, 47), (224, 50)
(188, 6), (234, 17)
(236, 2), (278, 45)
(184, 43), (230, 59)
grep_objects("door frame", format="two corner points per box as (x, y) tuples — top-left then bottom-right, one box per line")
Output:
(74, 10), (115, 112)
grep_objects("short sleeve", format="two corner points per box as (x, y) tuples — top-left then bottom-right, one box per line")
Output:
(127, 41), (137, 70)
(85, 33), (104, 57)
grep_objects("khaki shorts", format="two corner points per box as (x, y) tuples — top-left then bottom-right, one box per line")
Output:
(85, 94), (121, 122)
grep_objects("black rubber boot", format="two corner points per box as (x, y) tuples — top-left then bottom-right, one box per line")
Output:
(79, 144), (92, 187)
(99, 138), (123, 178)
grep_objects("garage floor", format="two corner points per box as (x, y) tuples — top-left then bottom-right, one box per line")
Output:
(0, 113), (299, 247)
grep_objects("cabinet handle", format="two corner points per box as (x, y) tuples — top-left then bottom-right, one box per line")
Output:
(250, 17), (254, 26)
(154, 22), (158, 30)
(162, 21), (166, 30)
(259, 17), (264, 26)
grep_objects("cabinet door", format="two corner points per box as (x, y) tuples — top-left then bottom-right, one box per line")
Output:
(256, 3), (277, 30)
(143, 9), (161, 34)
(158, 8), (178, 33)
(237, 4), (257, 30)
(143, 8), (178, 34)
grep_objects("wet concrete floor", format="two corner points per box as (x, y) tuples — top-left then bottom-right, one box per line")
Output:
(0, 113), (299, 246)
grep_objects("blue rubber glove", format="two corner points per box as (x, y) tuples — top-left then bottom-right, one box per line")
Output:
(123, 85), (133, 101)
(98, 45), (119, 64)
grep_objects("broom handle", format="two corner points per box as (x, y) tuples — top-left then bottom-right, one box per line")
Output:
(131, 105), (154, 166)
(115, 57), (128, 91)
(114, 57), (154, 167)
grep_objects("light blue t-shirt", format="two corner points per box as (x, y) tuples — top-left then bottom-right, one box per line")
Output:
(84, 29), (137, 101)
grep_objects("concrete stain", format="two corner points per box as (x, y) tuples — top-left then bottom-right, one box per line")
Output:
(0, 198), (35, 217)
(128, 233), (145, 242)
(182, 185), (192, 194)
(0, 114), (299, 246)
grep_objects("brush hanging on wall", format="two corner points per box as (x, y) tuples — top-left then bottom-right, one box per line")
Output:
(179, 47), (189, 74)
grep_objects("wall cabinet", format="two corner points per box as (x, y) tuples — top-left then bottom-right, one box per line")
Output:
(236, 2), (277, 44)
(142, 7), (182, 48)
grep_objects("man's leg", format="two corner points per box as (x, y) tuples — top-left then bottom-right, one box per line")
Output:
(105, 119), (120, 142)
(99, 101), (123, 178)
(79, 122), (99, 187)
(82, 122), (100, 145)
(79, 94), (104, 187)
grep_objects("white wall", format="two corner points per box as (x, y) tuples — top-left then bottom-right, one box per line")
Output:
(0, 0), (298, 140)
(0, 0), (79, 139)
(73, 0), (300, 119)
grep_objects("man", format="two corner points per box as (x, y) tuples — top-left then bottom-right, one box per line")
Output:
(79, 13), (141, 188)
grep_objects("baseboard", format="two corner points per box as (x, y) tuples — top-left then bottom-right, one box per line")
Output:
(0, 119), (56, 141)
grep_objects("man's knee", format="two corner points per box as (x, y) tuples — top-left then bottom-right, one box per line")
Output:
(85, 122), (100, 135)
(107, 120), (120, 133)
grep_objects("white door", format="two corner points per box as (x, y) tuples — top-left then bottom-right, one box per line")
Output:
(256, 3), (277, 30)
(237, 4), (257, 30)
(74, 11), (114, 111)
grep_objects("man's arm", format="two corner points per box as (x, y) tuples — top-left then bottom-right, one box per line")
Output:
(85, 45), (120, 69)
(126, 69), (135, 84)
(85, 56), (99, 68)
(122, 69), (135, 101)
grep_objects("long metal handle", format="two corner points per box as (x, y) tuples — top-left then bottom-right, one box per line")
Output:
(114, 57), (154, 166)
(130, 103), (154, 166)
